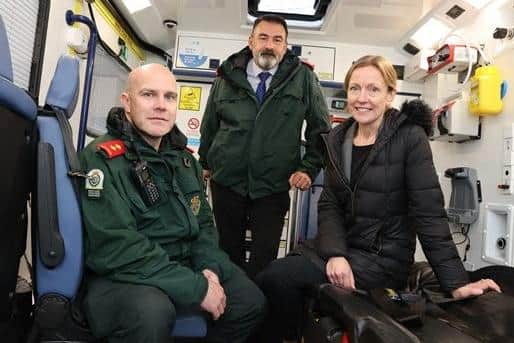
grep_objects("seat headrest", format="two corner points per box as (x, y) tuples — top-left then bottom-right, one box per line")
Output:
(0, 15), (13, 81)
(46, 55), (80, 118)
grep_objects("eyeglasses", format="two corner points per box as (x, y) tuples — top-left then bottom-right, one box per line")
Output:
(347, 85), (386, 98)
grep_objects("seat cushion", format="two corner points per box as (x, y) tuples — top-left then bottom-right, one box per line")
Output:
(36, 117), (83, 298)
(170, 308), (207, 337)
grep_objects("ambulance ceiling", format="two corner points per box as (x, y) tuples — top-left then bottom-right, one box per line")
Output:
(111, 0), (437, 54)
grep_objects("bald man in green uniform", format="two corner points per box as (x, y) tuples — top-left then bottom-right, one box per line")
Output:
(80, 64), (265, 343)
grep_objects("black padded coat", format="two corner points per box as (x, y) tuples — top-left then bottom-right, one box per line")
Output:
(315, 100), (469, 293)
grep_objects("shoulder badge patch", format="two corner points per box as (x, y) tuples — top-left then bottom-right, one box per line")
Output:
(190, 195), (201, 216)
(85, 169), (104, 198)
(97, 139), (126, 159)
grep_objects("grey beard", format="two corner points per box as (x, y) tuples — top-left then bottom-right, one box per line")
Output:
(256, 54), (278, 70)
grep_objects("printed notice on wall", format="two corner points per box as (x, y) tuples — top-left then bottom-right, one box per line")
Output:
(179, 86), (202, 111)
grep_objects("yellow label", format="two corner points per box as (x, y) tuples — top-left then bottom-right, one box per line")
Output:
(73, 0), (83, 25)
(92, 0), (146, 61)
(179, 86), (202, 111)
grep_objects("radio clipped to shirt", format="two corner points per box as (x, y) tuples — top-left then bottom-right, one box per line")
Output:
(130, 160), (161, 206)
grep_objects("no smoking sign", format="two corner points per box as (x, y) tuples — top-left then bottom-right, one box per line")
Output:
(188, 117), (200, 130)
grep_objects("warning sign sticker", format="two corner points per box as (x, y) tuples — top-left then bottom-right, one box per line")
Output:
(187, 117), (200, 130)
(179, 86), (202, 111)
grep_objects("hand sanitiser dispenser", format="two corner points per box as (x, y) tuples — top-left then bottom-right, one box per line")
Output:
(469, 65), (503, 116)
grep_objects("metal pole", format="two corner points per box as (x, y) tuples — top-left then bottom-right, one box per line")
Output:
(65, 10), (97, 151)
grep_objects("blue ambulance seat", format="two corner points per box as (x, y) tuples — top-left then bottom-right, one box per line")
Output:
(35, 56), (206, 339)
(170, 308), (207, 337)
(36, 55), (82, 300)
(33, 55), (94, 342)
(0, 14), (37, 339)
(295, 170), (324, 245)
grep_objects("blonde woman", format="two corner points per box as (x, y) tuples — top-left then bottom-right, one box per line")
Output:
(255, 55), (500, 343)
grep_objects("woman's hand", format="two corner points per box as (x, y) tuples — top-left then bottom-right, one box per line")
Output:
(451, 278), (501, 299)
(326, 256), (355, 289)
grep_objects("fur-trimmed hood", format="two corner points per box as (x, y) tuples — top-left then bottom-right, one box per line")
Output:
(106, 106), (188, 150)
(399, 99), (433, 136)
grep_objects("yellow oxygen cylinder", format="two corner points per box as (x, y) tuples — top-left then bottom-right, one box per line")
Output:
(469, 65), (503, 115)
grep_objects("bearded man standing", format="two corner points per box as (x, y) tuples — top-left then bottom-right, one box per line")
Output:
(199, 14), (330, 278)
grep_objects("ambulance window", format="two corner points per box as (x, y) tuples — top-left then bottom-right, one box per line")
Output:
(0, 0), (47, 95)
(248, 0), (332, 29)
(257, 0), (317, 16)
(87, 44), (129, 138)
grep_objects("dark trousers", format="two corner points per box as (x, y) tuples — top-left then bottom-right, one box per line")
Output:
(84, 268), (266, 343)
(0, 209), (27, 337)
(254, 254), (327, 343)
(210, 181), (290, 279)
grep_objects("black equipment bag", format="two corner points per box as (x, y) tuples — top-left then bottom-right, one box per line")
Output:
(0, 105), (37, 339)
(303, 297), (346, 343)
(314, 263), (514, 343)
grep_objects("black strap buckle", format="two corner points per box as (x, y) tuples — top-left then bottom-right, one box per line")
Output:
(68, 170), (88, 179)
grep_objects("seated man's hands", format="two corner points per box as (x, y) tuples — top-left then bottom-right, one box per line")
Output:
(289, 171), (311, 191)
(451, 278), (502, 299)
(326, 256), (355, 289)
(200, 270), (226, 320)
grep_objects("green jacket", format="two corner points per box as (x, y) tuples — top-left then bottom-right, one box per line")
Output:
(199, 47), (330, 199)
(80, 107), (234, 307)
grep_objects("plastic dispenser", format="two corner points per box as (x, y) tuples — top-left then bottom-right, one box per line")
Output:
(469, 65), (503, 115)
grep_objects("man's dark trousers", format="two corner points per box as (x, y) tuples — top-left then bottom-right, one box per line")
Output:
(210, 180), (290, 278)
(83, 267), (266, 343)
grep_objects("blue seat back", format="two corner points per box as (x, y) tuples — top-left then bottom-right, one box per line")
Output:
(307, 171), (324, 239)
(35, 55), (82, 299)
(295, 170), (324, 244)
(170, 308), (207, 337)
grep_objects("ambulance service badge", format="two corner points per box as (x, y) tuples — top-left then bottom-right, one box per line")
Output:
(85, 169), (104, 198)
(190, 195), (201, 216)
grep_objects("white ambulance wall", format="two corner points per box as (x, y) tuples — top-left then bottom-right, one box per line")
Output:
(428, 0), (514, 270)
(332, 43), (407, 82)
(175, 81), (212, 155)
(39, 0), (89, 147)
(175, 30), (410, 83)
